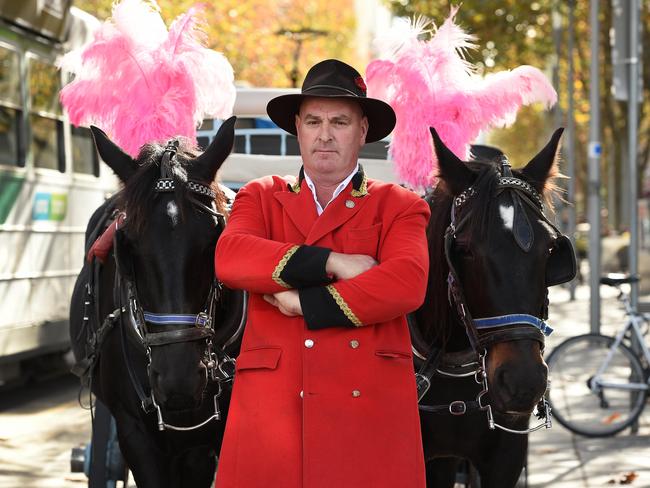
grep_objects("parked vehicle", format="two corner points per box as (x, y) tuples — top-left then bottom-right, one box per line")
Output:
(0, 4), (112, 385)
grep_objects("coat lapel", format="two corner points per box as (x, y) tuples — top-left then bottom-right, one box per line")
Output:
(306, 168), (370, 245)
(274, 169), (317, 238)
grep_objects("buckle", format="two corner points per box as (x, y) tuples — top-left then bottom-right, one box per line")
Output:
(415, 374), (431, 402)
(196, 312), (211, 328)
(218, 358), (236, 381)
(449, 400), (467, 416)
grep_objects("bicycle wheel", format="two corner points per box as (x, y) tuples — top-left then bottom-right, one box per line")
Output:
(546, 333), (647, 437)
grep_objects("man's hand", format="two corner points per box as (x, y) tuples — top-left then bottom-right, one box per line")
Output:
(325, 252), (378, 280)
(263, 290), (303, 316)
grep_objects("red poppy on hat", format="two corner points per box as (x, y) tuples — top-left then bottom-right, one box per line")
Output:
(355, 76), (367, 93)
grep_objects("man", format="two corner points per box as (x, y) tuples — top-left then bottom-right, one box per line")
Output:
(214, 59), (429, 488)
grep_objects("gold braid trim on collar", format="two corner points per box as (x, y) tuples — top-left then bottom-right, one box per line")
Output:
(289, 167), (306, 194)
(351, 168), (368, 197)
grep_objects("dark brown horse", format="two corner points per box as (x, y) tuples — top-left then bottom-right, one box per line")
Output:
(69, 117), (245, 488)
(411, 127), (576, 487)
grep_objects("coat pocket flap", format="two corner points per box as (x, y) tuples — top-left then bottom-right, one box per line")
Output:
(349, 223), (382, 241)
(375, 349), (411, 360)
(236, 347), (282, 372)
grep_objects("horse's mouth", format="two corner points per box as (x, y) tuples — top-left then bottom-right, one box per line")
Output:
(160, 394), (204, 412)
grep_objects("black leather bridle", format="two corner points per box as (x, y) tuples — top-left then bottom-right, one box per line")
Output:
(113, 140), (243, 431)
(417, 158), (576, 434)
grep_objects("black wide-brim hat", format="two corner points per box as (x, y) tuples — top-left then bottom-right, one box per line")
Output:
(266, 59), (396, 143)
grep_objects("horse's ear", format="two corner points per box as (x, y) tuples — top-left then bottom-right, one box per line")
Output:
(193, 116), (237, 182)
(520, 128), (564, 193)
(90, 126), (137, 183)
(430, 127), (473, 196)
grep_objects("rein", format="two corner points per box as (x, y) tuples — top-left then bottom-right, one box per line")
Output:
(418, 161), (558, 435)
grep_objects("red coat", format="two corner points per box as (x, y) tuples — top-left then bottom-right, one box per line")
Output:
(214, 167), (430, 488)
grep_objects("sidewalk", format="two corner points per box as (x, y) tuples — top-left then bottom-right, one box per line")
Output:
(528, 284), (650, 488)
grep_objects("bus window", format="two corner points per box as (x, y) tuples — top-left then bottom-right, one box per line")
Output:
(71, 125), (98, 176)
(28, 56), (64, 172)
(198, 119), (214, 131)
(0, 44), (23, 166)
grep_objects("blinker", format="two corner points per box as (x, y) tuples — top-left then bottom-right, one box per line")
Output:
(512, 193), (534, 252)
(546, 234), (577, 286)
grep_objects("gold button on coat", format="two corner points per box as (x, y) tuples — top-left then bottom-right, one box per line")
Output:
(345, 199), (355, 208)
(304, 339), (314, 348)
(350, 340), (359, 349)
(352, 390), (361, 397)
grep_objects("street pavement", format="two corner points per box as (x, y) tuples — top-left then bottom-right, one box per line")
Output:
(528, 283), (650, 488)
(2, 281), (650, 487)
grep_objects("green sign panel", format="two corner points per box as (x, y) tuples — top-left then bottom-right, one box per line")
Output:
(0, 172), (25, 224)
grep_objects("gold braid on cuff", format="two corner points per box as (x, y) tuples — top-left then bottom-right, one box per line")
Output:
(272, 245), (300, 288)
(326, 285), (363, 327)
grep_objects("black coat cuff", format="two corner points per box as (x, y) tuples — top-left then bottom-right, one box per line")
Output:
(279, 245), (332, 289)
(299, 285), (361, 330)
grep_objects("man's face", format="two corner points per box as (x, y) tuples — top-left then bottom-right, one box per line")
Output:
(295, 97), (368, 180)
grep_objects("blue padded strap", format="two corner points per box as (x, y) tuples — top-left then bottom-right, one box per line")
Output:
(143, 312), (198, 326)
(473, 314), (553, 337)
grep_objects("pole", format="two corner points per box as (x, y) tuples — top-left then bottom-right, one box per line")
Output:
(588, 0), (601, 334)
(628, 0), (640, 307)
(553, 4), (563, 134)
(567, 0), (577, 301)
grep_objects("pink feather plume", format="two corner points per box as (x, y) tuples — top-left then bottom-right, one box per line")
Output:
(366, 8), (557, 190)
(59, 0), (235, 157)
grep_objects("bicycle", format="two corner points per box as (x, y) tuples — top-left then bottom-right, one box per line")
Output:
(545, 273), (650, 437)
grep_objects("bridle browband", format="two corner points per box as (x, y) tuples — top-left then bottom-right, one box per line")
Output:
(114, 139), (240, 431)
(417, 158), (563, 435)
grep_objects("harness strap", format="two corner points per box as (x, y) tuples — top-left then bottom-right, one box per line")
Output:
(419, 400), (482, 416)
(444, 218), (481, 352)
(415, 345), (443, 402)
(143, 312), (205, 326)
(118, 277), (155, 413)
(71, 308), (122, 382)
(473, 314), (553, 336)
(144, 327), (214, 347)
(478, 327), (546, 350)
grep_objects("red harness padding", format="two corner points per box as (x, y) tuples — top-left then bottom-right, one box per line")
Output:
(86, 213), (126, 264)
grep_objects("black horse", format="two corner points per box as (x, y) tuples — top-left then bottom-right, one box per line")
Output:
(411, 127), (576, 487)
(69, 117), (245, 488)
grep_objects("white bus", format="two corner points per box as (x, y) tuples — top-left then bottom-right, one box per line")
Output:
(0, 3), (115, 384)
